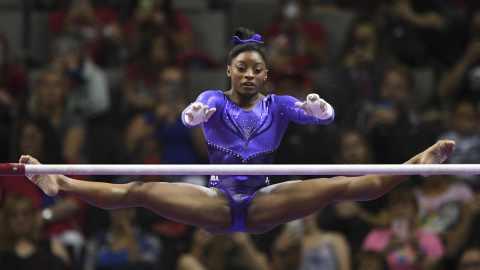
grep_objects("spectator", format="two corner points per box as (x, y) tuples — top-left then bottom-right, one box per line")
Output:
(271, 212), (351, 270)
(270, 225), (301, 270)
(375, 0), (447, 67)
(366, 65), (438, 164)
(51, 34), (110, 121)
(0, 117), (86, 264)
(48, 0), (124, 66)
(28, 68), (87, 164)
(0, 194), (70, 270)
(437, 8), (480, 108)
(0, 32), (28, 162)
(176, 228), (270, 270)
(263, 0), (326, 71)
(122, 30), (175, 118)
(362, 188), (445, 270)
(328, 16), (396, 127)
(124, 66), (208, 181)
(300, 213), (351, 270)
(334, 129), (374, 164)
(83, 207), (162, 270)
(123, 0), (193, 56)
(436, 99), (480, 188)
(414, 174), (478, 260)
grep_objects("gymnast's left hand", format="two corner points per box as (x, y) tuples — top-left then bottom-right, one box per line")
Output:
(295, 93), (333, 120)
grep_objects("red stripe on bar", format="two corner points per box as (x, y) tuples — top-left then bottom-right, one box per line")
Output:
(0, 163), (25, 176)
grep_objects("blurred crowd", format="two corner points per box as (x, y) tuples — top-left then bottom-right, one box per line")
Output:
(2, 0), (480, 269)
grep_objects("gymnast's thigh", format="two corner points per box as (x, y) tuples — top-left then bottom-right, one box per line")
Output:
(245, 178), (337, 234)
(135, 182), (232, 233)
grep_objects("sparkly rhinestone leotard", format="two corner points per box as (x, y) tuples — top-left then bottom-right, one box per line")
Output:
(182, 90), (334, 233)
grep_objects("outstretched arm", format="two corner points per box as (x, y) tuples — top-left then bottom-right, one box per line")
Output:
(276, 94), (334, 126)
(437, 40), (480, 100)
(182, 90), (222, 128)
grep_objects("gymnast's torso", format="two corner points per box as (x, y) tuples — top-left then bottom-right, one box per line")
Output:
(182, 90), (334, 189)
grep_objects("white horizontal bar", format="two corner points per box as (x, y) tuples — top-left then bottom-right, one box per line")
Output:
(23, 164), (480, 175)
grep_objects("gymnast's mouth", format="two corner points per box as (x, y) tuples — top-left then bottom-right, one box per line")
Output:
(242, 82), (256, 87)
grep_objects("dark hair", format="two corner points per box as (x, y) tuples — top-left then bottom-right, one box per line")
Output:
(334, 128), (375, 164)
(227, 27), (268, 67)
(137, 30), (175, 71)
(341, 15), (392, 62)
(12, 117), (63, 164)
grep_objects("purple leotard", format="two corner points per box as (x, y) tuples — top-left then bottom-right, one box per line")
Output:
(182, 91), (334, 233)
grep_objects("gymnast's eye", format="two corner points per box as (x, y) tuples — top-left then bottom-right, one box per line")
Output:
(236, 66), (246, 72)
(254, 68), (263, 74)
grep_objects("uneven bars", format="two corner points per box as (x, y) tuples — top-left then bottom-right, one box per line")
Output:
(1, 163), (480, 176)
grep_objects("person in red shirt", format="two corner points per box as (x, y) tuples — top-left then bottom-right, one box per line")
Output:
(48, 0), (123, 65)
(263, 0), (326, 71)
(123, 0), (193, 56)
(122, 30), (175, 118)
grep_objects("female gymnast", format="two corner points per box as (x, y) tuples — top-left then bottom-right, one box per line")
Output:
(21, 27), (455, 235)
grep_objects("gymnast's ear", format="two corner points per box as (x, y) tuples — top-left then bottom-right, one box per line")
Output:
(227, 65), (231, 77)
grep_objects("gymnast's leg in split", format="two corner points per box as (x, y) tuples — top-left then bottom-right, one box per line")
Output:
(244, 140), (455, 234)
(20, 140), (455, 235)
(20, 155), (233, 234)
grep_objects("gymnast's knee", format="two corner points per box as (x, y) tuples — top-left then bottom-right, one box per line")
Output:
(123, 181), (153, 205)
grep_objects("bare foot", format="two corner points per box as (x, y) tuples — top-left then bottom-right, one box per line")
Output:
(417, 140), (455, 165)
(19, 155), (59, 196)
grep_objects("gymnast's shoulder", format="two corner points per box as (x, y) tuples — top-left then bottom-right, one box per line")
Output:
(195, 90), (226, 100)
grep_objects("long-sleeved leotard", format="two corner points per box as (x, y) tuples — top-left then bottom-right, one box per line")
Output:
(182, 90), (334, 232)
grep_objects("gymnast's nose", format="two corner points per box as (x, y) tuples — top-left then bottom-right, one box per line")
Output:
(245, 69), (254, 79)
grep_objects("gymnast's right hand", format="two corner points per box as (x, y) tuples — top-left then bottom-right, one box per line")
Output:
(19, 155), (59, 196)
(184, 102), (216, 126)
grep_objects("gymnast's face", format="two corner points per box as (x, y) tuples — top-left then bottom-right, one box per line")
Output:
(227, 51), (268, 98)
